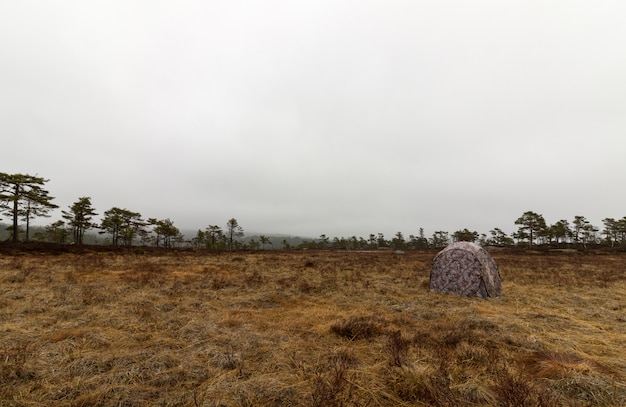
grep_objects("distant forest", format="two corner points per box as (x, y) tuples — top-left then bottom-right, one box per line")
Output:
(2, 172), (626, 250)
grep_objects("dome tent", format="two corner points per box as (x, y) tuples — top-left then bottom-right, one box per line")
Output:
(430, 242), (502, 298)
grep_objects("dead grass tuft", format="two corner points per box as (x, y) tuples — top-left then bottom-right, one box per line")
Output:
(386, 330), (409, 367)
(311, 357), (352, 407)
(330, 315), (388, 340)
(519, 350), (618, 379)
(387, 365), (455, 406)
(211, 348), (243, 371)
(493, 369), (559, 407)
(0, 341), (36, 385)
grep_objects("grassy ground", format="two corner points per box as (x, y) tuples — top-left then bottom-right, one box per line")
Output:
(0, 249), (624, 406)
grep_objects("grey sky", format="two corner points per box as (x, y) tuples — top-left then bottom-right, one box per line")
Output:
(2, 1), (625, 239)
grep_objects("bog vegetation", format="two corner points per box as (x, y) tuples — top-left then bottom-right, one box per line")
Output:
(1, 248), (624, 406)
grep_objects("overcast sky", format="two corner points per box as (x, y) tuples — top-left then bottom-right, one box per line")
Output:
(2, 1), (625, 239)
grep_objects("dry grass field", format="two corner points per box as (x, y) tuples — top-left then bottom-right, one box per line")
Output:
(1, 247), (625, 406)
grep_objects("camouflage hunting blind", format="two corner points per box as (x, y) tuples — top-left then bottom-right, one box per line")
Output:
(430, 242), (502, 298)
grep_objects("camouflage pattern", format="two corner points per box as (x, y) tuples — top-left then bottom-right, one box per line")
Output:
(430, 242), (502, 298)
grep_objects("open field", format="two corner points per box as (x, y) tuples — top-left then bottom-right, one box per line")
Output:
(1, 248), (625, 406)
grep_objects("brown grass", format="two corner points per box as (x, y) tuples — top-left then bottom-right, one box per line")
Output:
(0, 249), (624, 406)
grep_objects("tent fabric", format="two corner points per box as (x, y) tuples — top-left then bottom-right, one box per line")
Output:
(430, 242), (502, 298)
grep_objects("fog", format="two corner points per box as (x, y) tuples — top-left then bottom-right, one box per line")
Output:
(1, 1), (625, 238)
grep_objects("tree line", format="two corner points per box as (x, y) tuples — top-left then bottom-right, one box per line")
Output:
(0, 172), (244, 249)
(2, 172), (625, 250)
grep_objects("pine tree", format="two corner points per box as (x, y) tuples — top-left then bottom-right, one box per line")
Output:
(0, 173), (57, 242)
(62, 197), (98, 244)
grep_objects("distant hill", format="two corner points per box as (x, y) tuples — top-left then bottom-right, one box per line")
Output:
(0, 223), (313, 248)
(240, 234), (309, 249)
(179, 228), (312, 249)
